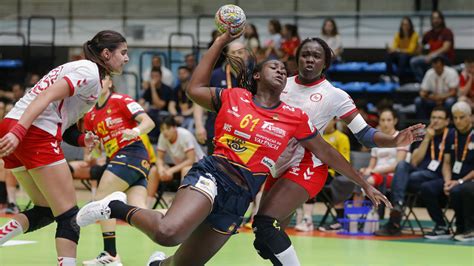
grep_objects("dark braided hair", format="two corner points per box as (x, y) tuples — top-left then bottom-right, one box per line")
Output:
(295, 37), (334, 75)
(224, 47), (258, 94)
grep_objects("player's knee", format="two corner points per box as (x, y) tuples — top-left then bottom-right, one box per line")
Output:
(253, 215), (291, 254)
(55, 206), (80, 244)
(153, 223), (183, 247)
(22, 206), (55, 233)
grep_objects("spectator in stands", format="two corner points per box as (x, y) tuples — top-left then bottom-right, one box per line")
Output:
(441, 101), (473, 241)
(353, 109), (409, 203)
(155, 116), (204, 187)
(24, 72), (40, 89)
(194, 41), (248, 154)
(184, 53), (196, 73)
(295, 118), (353, 232)
(385, 17), (419, 82)
(169, 66), (194, 131)
(415, 56), (459, 119)
(264, 19), (282, 59)
(375, 106), (451, 236)
(285, 56), (298, 76)
(279, 24), (300, 61)
(410, 10), (455, 82)
(143, 55), (175, 88)
(320, 18), (343, 62)
(208, 30), (226, 70)
(243, 23), (260, 54)
(458, 57), (474, 110)
(11, 83), (25, 103)
(139, 67), (174, 143)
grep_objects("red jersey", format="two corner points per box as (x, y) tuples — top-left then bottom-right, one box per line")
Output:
(213, 88), (318, 176)
(84, 93), (145, 158)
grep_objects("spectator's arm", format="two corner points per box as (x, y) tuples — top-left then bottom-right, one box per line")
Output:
(193, 105), (207, 144)
(150, 87), (166, 109)
(373, 149), (407, 174)
(459, 73), (472, 97)
(427, 41), (452, 59)
(168, 100), (178, 116)
(402, 33), (419, 54)
(410, 136), (431, 167)
(167, 149), (196, 175)
(442, 153), (452, 183)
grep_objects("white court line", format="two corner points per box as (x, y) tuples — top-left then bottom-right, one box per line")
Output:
(1, 240), (37, 247)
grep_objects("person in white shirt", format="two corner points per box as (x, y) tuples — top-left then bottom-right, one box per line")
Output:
(355, 108), (409, 201)
(142, 55), (175, 88)
(415, 56), (459, 119)
(320, 18), (343, 62)
(252, 37), (425, 266)
(148, 116), (204, 199)
(0, 30), (128, 266)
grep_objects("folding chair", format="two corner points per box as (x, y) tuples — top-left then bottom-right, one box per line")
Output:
(401, 192), (425, 235)
(442, 198), (456, 233)
(317, 186), (337, 226)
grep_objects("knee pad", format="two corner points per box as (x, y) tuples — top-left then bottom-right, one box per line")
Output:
(55, 206), (80, 244)
(22, 206), (55, 233)
(252, 215), (291, 265)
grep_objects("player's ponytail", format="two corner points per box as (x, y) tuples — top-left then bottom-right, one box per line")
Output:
(83, 30), (126, 77)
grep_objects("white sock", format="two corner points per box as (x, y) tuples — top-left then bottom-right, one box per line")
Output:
(6, 186), (16, 204)
(57, 257), (76, 266)
(0, 219), (24, 246)
(275, 245), (301, 266)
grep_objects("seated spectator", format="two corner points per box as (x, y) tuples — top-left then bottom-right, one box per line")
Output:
(415, 56), (459, 119)
(169, 66), (194, 131)
(184, 53), (196, 73)
(375, 106), (451, 236)
(143, 55), (175, 88)
(458, 57), (474, 110)
(442, 101), (473, 241)
(155, 116), (204, 184)
(355, 109), (408, 194)
(385, 17), (419, 82)
(320, 18), (343, 62)
(264, 19), (282, 59)
(139, 67), (174, 143)
(410, 10), (455, 82)
(279, 24), (300, 61)
(243, 23), (260, 54)
(295, 118), (353, 232)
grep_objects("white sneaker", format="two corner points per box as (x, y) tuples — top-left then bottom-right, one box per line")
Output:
(83, 251), (122, 266)
(77, 192), (127, 227)
(294, 218), (314, 232)
(147, 251), (166, 266)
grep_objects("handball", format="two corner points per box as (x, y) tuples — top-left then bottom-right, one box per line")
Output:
(215, 4), (246, 35)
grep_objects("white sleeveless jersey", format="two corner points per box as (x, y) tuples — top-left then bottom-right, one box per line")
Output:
(274, 76), (356, 176)
(6, 60), (101, 136)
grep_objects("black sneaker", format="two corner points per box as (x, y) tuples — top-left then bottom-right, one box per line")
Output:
(318, 222), (342, 232)
(424, 226), (452, 240)
(5, 203), (19, 214)
(374, 222), (401, 236)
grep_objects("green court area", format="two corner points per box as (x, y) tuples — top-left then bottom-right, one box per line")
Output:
(0, 217), (473, 266)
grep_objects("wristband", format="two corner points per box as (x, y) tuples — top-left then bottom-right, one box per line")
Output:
(132, 127), (141, 135)
(10, 123), (27, 141)
(78, 134), (86, 147)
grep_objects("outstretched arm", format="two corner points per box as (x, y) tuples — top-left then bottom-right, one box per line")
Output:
(187, 30), (242, 111)
(300, 134), (392, 208)
(342, 111), (425, 148)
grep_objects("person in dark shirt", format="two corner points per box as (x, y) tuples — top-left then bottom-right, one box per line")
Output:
(410, 10), (455, 82)
(376, 106), (451, 236)
(442, 101), (474, 241)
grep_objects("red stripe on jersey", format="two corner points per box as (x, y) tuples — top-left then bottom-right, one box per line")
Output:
(63, 76), (75, 96)
(294, 75), (326, 87)
(340, 107), (358, 119)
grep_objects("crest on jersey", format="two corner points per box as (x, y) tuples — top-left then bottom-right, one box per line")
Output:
(272, 114), (279, 120)
(218, 134), (260, 163)
(107, 108), (112, 114)
(310, 93), (322, 102)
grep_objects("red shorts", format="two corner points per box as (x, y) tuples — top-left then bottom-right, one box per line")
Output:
(264, 150), (328, 198)
(370, 173), (394, 188)
(0, 118), (64, 170)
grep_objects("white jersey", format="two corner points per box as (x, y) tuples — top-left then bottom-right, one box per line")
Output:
(157, 127), (205, 164)
(6, 60), (101, 137)
(274, 76), (356, 176)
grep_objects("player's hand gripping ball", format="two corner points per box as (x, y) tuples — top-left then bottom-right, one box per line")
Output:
(215, 4), (246, 35)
